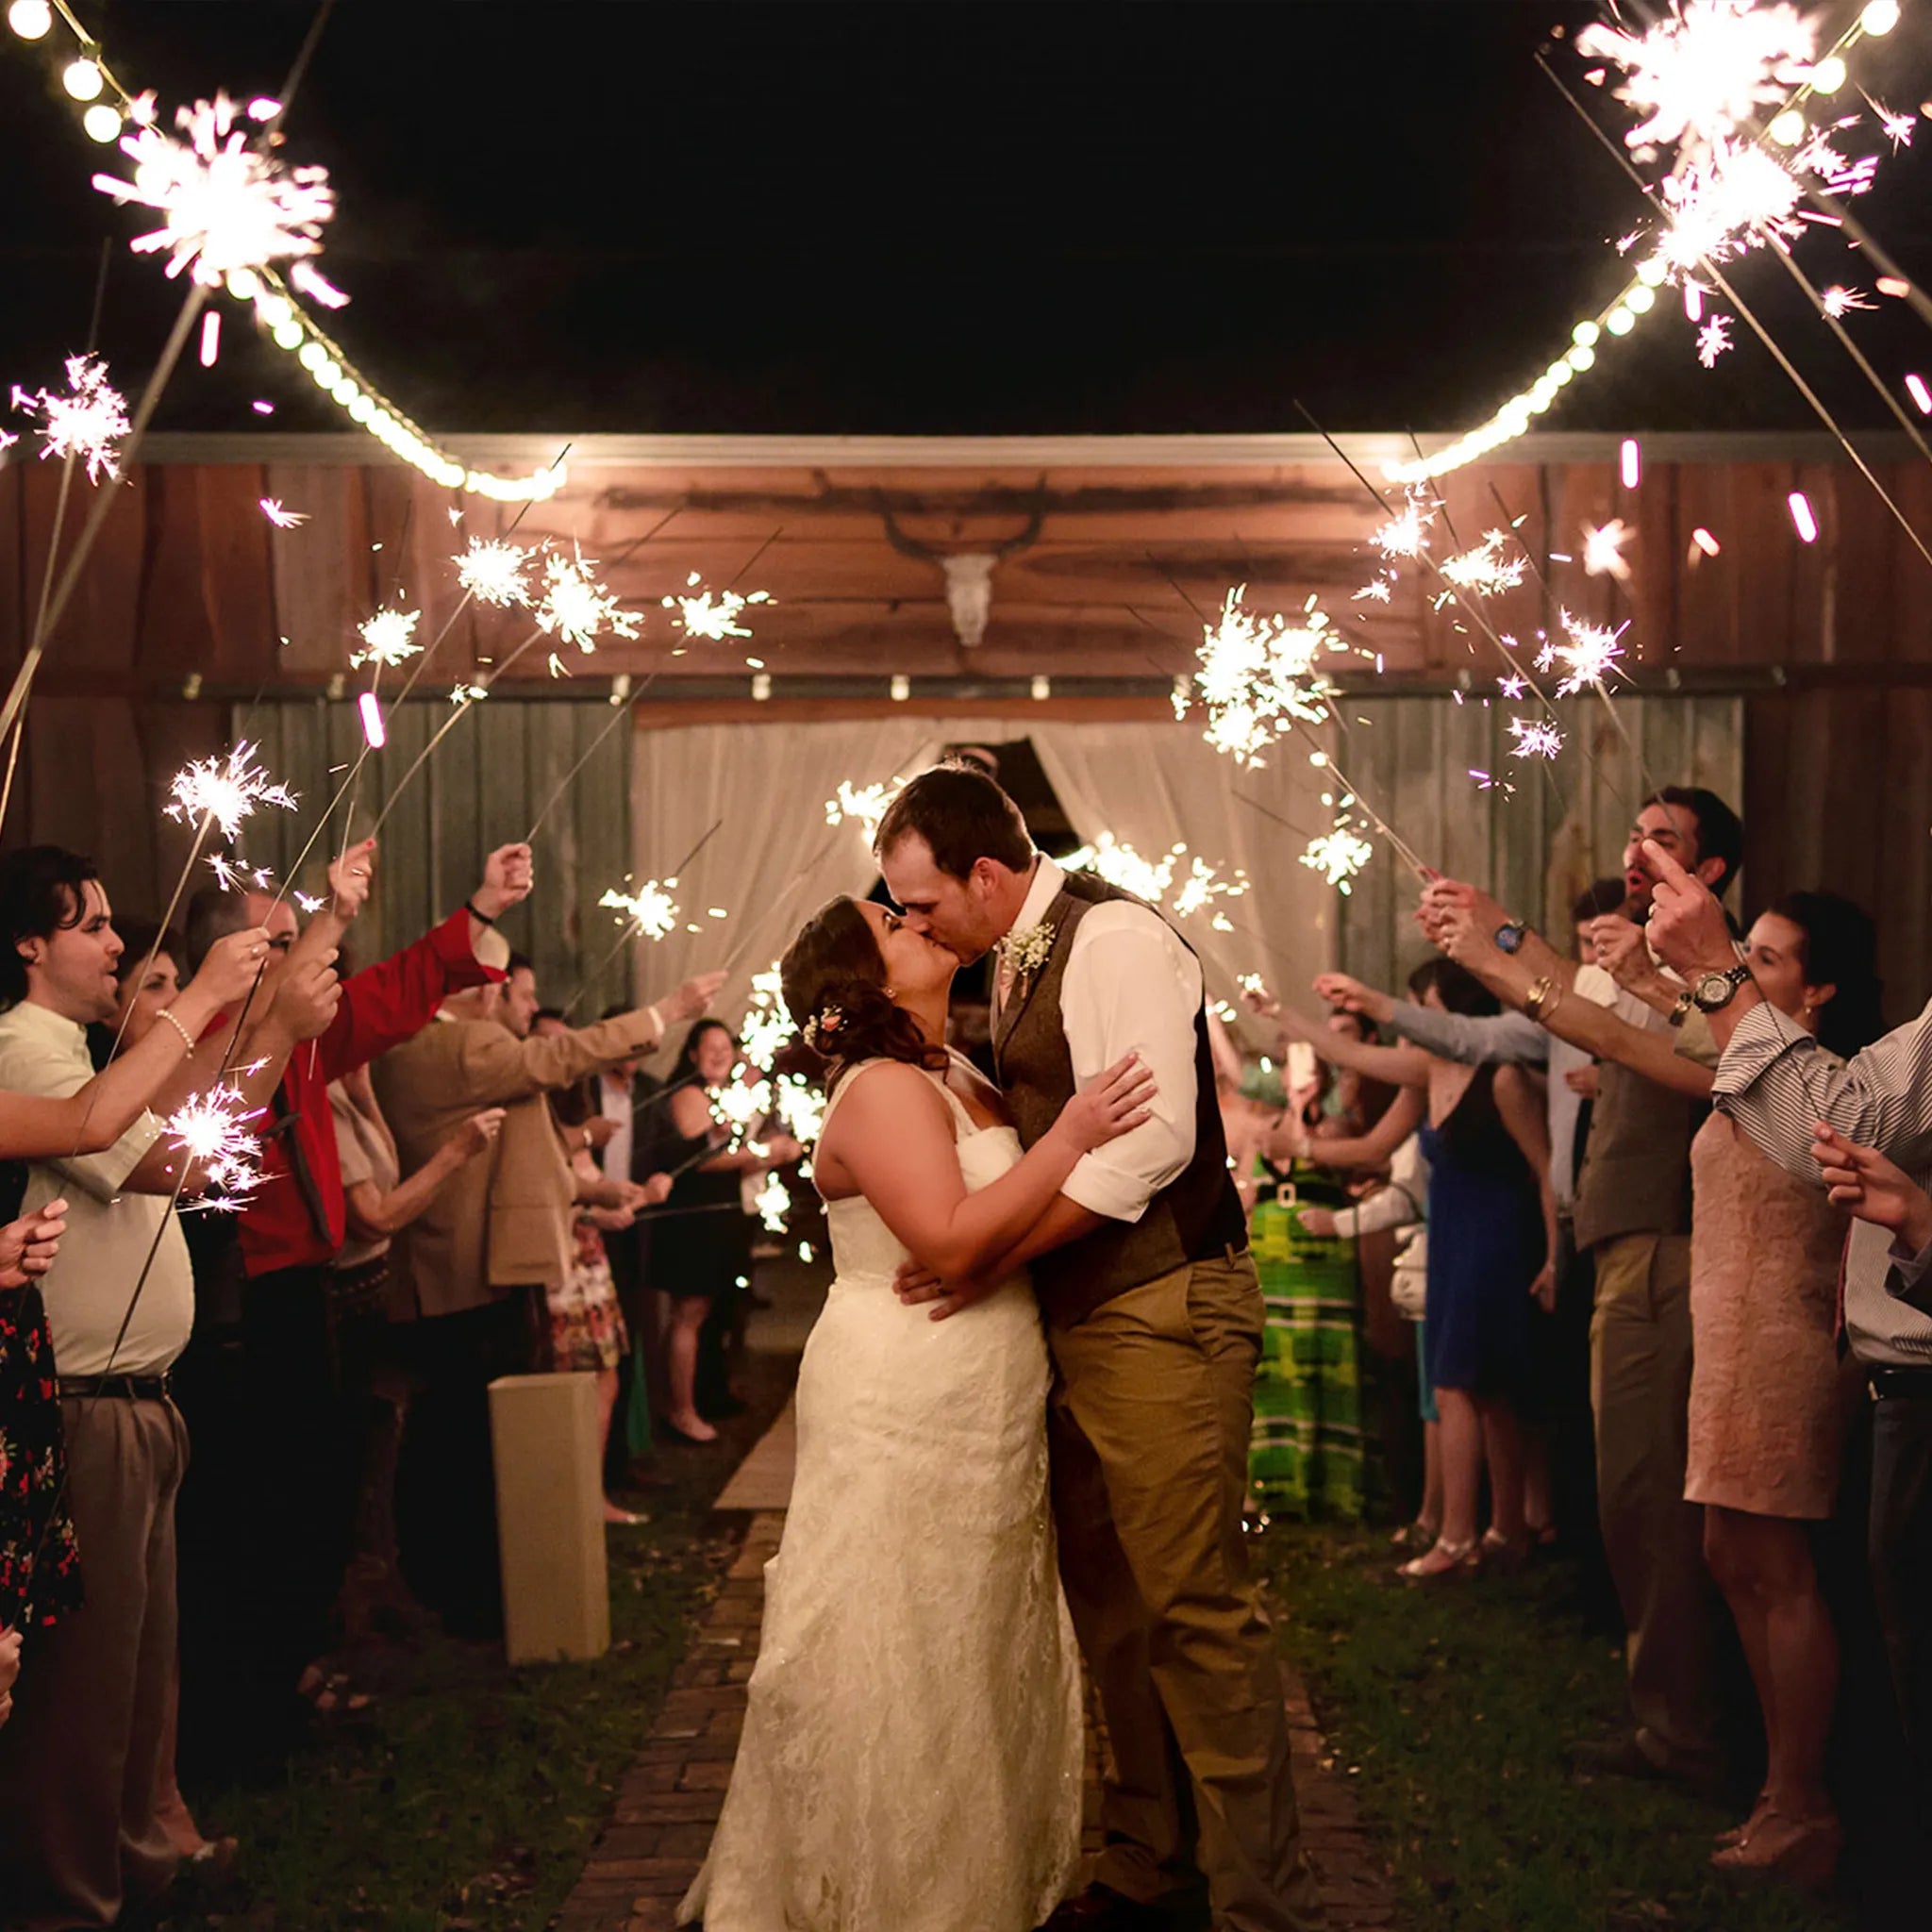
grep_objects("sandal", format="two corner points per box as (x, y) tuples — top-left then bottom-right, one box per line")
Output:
(1710, 1807), (1840, 1891)
(1715, 1790), (1772, 1848)
(1399, 1537), (1476, 1582)
(1390, 1518), (1441, 1551)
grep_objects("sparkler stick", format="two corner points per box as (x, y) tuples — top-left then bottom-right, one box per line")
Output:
(563, 816), (727, 1016)
(1537, 54), (1932, 578)
(523, 679), (657, 842)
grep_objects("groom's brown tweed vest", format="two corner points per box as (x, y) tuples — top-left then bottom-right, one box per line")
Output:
(994, 872), (1248, 1329)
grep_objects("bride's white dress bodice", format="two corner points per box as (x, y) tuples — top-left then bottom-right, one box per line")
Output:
(681, 1059), (1082, 1932)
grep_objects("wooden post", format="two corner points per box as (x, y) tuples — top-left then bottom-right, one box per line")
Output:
(489, 1371), (610, 1665)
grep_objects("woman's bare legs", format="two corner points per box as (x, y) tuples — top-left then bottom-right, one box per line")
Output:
(664, 1295), (717, 1442)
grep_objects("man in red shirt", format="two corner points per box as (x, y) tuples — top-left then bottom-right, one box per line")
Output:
(183, 837), (529, 1728)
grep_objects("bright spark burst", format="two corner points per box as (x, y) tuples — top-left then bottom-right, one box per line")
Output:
(598, 876), (678, 941)
(1822, 283), (1877, 318)
(713, 1073), (772, 1142)
(293, 890), (325, 914)
(1372, 488), (1435, 560)
(1696, 314), (1735, 366)
(351, 606), (422, 669)
(1575, 2), (1817, 162)
(1438, 528), (1526, 599)
(1498, 674), (1528, 699)
(455, 537), (534, 608)
(92, 92), (335, 289)
(1186, 586), (1351, 769)
(1554, 608), (1627, 696)
(1582, 519), (1634, 582)
(752, 1171), (791, 1234)
(1507, 716), (1565, 759)
(740, 964), (795, 1072)
(1866, 95), (1917, 149)
(258, 497), (308, 528)
(205, 855), (275, 893)
(166, 740), (296, 841)
(1299, 826), (1374, 892)
(774, 1072), (826, 1147)
(1353, 575), (1392, 604)
(9, 355), (130, 484)
(824, 778), (900, 843)
(662, 574), (773, 642)
(448, 680), (488, 706)
(164, 1085), (266, 1207)
(535, 549), (642, 652)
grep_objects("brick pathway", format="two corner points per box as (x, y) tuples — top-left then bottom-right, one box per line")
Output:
(555, 1503), (1395, 1930)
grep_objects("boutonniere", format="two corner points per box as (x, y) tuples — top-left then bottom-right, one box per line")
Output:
(1000, 921), (1056, 982)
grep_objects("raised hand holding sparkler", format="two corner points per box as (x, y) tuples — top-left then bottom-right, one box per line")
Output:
(0, 1200), (68, 1291)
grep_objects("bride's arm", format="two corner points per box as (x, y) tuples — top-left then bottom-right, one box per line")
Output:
(824, 1056), (1154, 1282)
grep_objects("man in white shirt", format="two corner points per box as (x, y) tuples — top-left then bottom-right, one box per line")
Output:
(0, 845), (335, 1930)
(877, 767), (1318, 1932)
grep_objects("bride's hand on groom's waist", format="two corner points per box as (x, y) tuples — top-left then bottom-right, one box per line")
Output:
(893, 1258), (992, 1324)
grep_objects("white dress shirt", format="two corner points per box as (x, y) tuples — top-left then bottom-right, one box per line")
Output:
(1003, 855), (1201, 1224)
(0, 998), (195, 1377)
(597, 1069), (635, 1184)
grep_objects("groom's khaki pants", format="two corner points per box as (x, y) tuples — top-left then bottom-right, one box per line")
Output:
(1047, 1253), (1322, 1932)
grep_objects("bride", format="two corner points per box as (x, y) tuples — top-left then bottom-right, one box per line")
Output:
(679, 894), (1157, 1932)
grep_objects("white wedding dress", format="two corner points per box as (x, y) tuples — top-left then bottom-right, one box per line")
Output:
(680, 1056), (1083, 1932)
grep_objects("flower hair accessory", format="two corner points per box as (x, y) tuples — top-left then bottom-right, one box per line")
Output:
(802, 1004), (844, 1051)
(999, 921), (1056, 982)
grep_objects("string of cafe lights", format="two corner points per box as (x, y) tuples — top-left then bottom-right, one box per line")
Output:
(5, 0), (564, 502)
(1387, 0), (1905, 485)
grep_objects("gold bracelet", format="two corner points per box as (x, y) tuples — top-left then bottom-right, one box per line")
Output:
(1523, 976), (1555, 1023)
(157, 1007), (197, 1058)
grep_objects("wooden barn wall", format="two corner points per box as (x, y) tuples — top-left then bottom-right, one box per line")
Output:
(1335, 693), (1746, 1005)
(240, 698), (636, 1018)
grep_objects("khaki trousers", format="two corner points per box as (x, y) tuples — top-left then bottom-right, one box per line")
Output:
(1589, 1231), (1721, 1767)
(0, 1393), (186, 1931)
(1047, 1254), (1322, 1932)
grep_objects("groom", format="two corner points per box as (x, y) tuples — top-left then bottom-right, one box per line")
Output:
(878, 766), (1320, 1932)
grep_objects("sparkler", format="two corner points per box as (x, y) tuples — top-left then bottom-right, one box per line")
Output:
(351, 606), (421, 669)
(1553, 609), (1628, 696)
(752, 1171), (791, 1235)
(1437, 529), (1526, 599)
(535, 549), (642, 652)
(1508, 716), (1566, 760)
(9, 354), (130, 483)
(1581, 519), (1635, 581)
(1299, 826), (1374, 893)
(662, 572), (774, 641)
(92, 92), (335, 290)
(598, 878), (680, 942)
(740, 965), (795, 1072)
(164, 740), (297, 842)
(163, 1085), (267, 1208)
(258, 496), (308, 528)
(1823, 283), (1877, 317)
(774, 1072), (826, 1148)
(455, 536), (535, 608)
(824, 778), (901, 843)
(1063, 835), (1249, 926)
(1372, 487), (1434, 560)
(1696, 314), (1735, 365)
(1184, 586), (1347, 769)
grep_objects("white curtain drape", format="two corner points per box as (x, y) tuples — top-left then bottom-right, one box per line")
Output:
(625, 715), (1334, 1047)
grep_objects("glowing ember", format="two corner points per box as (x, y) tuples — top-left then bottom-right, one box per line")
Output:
(352, 606), (421, 669)
(166, 740), (296, 841)
(824, 778), (901, 843)
(258, 496), (308, 528)
(9, 354), (130, 484)
(1906, 374), (1932, 414)
(455, 537), (534, 608)
(1186, 586), (1349, 769)
(598, 876), (679, 941)
(1696, 314), (1735, 366)
(1508, 716), (1565, 759)
(1372, 487), (1435, 560)
(1788, 491), (1819, 542)
(1438, 529), (1526, 599)
(448, 680), (488, 706)
(1498, 673), (1528, 699)
(164, 1085), (267, 1206)
(1868, 97), (1917, 148)
(92, 92), (335, 288)
(1553, 609), (1627, 695)
(1620, 439), (1641, 491)
(536, 549), (642, 652)
(1352, 575), (1393, 604)
(1691, 526), (1724, 558)
(1299, 826), (1374, 892)
(1822, 283), (1877, 318)
(1582, 519), (1634, 582)
(206, 855), (275, 892)
(662, 574), (774, 642)
(358, 691), (387, 747)
(293, 890), (325, 914)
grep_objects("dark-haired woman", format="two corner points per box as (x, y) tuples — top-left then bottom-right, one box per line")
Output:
(1438, 890), (1884, 1889)
(681, 894), (1155, 1932)
(657, 1020), (800, 1444)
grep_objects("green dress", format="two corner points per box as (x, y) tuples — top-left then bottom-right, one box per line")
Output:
(1247, 1159), (1364, 1522)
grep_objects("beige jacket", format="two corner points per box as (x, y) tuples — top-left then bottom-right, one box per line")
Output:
(372, 1007), (664, 1319)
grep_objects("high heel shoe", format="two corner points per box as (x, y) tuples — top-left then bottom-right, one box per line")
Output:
(1398, 1537), (1476, 1582)
(1710, 1808), (1841, 1891)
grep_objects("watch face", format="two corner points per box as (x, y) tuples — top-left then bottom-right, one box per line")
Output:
(1693, 968), (1742, 1010)
(1495, 924), (1524, 955)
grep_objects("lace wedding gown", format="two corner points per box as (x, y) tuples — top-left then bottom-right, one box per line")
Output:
(680, 1058), (1083, 1932)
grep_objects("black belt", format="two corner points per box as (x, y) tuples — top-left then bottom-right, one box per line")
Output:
(1868, 1365), (1932, 1400)
(58, 1373), (174, 1403)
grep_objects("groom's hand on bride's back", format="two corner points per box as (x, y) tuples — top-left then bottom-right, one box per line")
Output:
(1050, 1051), (1158, 1155)
(892, 1257), (992, 1323)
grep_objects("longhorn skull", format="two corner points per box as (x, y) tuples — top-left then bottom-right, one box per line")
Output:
(875, 491), (1045, 649)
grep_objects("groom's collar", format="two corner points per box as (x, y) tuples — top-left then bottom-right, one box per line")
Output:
(1008, 853), (1063, 941)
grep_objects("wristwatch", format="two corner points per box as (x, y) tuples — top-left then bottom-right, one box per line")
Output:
(1494, 921), (1526, 955)
(1690, 963), (1751, 1013)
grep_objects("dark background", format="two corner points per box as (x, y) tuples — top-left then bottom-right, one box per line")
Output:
(4, 0), (1932, 437)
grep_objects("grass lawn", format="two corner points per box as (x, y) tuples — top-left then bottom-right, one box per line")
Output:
(1258, 1524), (1853, 1932)
(155, 1357), (796, 1932)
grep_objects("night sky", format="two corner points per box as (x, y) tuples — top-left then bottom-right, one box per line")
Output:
(5, 1), (1932, 439)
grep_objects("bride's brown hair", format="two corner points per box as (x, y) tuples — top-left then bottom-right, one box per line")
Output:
(780, 896), (948, 1093)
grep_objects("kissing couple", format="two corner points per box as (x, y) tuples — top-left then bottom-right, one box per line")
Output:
(680, 764), (1323, 1932)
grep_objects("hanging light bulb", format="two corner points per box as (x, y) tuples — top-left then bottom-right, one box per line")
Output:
(62, 58), (105, 101)
(7, 1), (53, 40)
(82, 104), (122, 143)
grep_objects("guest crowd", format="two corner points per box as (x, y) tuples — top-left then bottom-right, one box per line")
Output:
(0, 832), (808, 1931)
(1235, 784), (1931, 1901)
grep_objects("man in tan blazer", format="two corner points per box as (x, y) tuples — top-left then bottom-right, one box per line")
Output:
(372, 937), (724, 1633)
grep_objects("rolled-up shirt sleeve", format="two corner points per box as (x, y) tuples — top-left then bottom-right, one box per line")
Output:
(1714, 997), (1932, 1188)
(1889, 1235), (1932, 1313)
(0, 1027), (161, 1203)
(1058, 910), (1201, 1224)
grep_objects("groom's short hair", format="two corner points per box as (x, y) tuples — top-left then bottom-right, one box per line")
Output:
(875, 765), (1032, 879)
